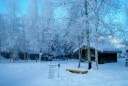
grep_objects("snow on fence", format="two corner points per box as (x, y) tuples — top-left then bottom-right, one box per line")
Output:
(48, 63), (60, 79)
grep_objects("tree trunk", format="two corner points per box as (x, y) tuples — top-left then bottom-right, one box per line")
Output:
(24, 53), (26, 61)
(39, 54), (42, 62)
(87, 47), (91, 69)
(84, 0), (91, 70)
(95, 0), (99, 70)
(27, 54), (29, 62)
(78, 48), (82, 68)
(39, 49), (42, 62)
(39, 53), (42, 62)
(95, 40), (98, 70)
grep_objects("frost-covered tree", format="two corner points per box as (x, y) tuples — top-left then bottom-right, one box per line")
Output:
(5, 0), (20, 62)
(24, 0), (39, 61)
(18, 16), (28, 61)
(67, 0), (91, 68)
(39, 0), (54, 54)
(0, 0), (124, 64)
(0, 14), (5, 56)
(65, 0), (122, 69)
(24, 0), (55, 61)
(89, 0), (122, 69)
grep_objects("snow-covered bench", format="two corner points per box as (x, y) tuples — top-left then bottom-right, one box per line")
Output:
(66, 69), (88, 74)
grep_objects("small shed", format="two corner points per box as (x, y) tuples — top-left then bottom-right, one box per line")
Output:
(98, 42), (122, 64)
(98, 51), (121, 64)
(73, 42), (122, 64)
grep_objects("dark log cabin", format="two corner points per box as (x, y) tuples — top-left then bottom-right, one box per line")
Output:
(73, 46), (121, 64)
(98, 51), (121, 64)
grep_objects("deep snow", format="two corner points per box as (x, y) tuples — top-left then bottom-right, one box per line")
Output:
(0, 58), (128, 86)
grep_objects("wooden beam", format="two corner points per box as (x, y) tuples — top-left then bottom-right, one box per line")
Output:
(66, 69), (88, 74)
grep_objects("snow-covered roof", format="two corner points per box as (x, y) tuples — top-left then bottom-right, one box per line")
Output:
(73, 41), (122, 53)
(98, 42), (121, 52)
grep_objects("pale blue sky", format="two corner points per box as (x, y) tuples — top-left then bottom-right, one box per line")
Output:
(0, 0), (68, 19)
(0, 0), (30, 15)
(0, 0), (127, 21)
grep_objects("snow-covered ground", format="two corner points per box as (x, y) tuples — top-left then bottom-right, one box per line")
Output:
(0, 58), (128, 86)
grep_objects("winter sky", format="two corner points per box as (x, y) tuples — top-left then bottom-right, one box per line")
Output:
(0, 0), (68, 19)
(0, 0), (30, 15)
(0, 0), (127, 21)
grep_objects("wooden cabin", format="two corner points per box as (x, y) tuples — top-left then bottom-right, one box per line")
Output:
(98, 51), (121, 64)
(73, 44), (121, 64)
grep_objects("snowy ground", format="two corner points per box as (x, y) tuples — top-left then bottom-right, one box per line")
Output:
(0, 58), (128, 86)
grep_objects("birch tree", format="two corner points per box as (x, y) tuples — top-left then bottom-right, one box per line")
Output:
(5, 0), (20, 62)
(0, 14), (5, 56)
(26, 0), (39, 62)
(40, 0), (54, 55)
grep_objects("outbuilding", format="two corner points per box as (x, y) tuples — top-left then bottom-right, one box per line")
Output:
(73, 42), (122, 64)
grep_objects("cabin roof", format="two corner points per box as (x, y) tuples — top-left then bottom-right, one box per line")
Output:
(73, 41), (122, 53)
(97, 42), (121, 52)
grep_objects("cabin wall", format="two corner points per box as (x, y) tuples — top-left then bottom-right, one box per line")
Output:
(98, 53), (117, 64)
(81, 49), (95, 61)
(82, 49), (87, 60)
